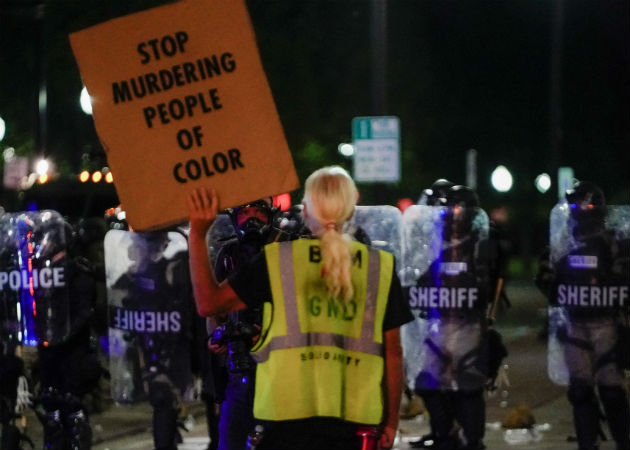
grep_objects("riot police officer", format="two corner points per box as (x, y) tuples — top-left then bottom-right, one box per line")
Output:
(107, 230), (194, 450)
(538, 181), (630, 450)
(410, 178), (452, 449)
(1, 222), (28, 450)
(0, 335), (30, 450)
(208, 198), (278, 450)
(405, 185), (490, 450)
(34, 221), (103, 450)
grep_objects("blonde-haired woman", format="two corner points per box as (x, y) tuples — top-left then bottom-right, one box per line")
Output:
(188, 166), (412, 450)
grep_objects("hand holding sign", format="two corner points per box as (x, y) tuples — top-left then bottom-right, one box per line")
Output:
(187, 187), (219, 237)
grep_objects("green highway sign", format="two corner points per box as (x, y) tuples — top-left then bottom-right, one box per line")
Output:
(351, 116), (400, 183)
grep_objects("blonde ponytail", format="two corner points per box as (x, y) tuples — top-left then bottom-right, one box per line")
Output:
(303, 166), (358, 300)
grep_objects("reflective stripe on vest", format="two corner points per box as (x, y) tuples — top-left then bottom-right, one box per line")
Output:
(252, 239), (393, 424)
(252, 242), (383, 362)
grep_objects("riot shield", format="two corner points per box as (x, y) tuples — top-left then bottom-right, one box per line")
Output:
(105, 229), (194, 403)
(400, 204), (490, 391)
(547, 204), (630, 385)
(346, 205), (402, 263)
(0, 211), (71, 347)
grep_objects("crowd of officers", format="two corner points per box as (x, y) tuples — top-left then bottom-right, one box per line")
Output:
(0, 167), (628, 450)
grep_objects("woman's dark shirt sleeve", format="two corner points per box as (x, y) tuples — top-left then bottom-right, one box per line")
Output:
(383, 270), (413, 332)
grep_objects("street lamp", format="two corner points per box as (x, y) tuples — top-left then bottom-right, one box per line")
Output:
(535, 173), (551, 193)
(338, 143), (354, 157)
(35, 158), (49, 176)
(35, 158), (50, 184)
(80, 86), (93, 115)
(491, 165), (513, 193)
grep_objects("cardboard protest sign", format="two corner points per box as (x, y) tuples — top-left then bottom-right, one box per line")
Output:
(70, 0), (298, 231)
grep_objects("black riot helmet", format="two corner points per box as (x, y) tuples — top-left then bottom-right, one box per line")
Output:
(30, 217), (74, 262)
(225, 198), (276, 242)
(565, 181), (606, 238)
(419, 178), (454, 206)
(77, 217), (106, 246)
(447, 185), (480, 208)
(443, 185), (480, 238)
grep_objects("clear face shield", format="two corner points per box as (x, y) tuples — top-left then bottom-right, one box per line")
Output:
(568, 203), (606, 239)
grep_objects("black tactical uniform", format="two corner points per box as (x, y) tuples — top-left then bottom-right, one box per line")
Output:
(111, 233), (193, 450)
(412, 186), (490, 450)
(0, 233), (26, 450)
(33, 223), (103, 450)
(540, 182), (629, 450)
(0, 339), (27, 450)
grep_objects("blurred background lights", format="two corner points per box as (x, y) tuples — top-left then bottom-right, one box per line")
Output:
(91, 171), (102, 183)
(338, 143), (354, 157)
(3, 147), (15, 162)
(491, 165), (513, 192)
(0, 115), (5, 141)
(272, 192), (291, 211)
(101, 167), (113, 183)
(24, 173), (38, 189)
(397, 197), (414, 212)
(79, 170), (90, 182)
(80, 86), (93, 115)
(35, 158), (49, 176)
(535, 173), (551, 193)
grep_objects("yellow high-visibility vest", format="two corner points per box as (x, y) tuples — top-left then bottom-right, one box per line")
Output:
(251, 239), (393, 424)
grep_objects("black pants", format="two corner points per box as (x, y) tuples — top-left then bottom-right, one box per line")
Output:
(568, 384), (630, 450)
(256, 418), (367, 450)
(417, 389), (485, 450)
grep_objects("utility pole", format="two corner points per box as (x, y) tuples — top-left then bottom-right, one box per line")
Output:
(35, 2), (47, 157)
(370, 0), (387, 116)
(549, 0), (564, 174)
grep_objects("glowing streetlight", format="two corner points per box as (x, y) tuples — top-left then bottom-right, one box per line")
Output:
(3, 147), (15, 162)
(91, 171), (102, 183)
(338, 143), (354, 157)
(0, 115), (5, 142)
(35, 159), (49, 176)
(79, 170), (90, 182)
(490, 165), (513, 192)
(80, 86), (93, 115)
(535, 173), (551, 193)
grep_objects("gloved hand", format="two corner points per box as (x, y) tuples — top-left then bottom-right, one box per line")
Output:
(15, 375), (32, 414)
